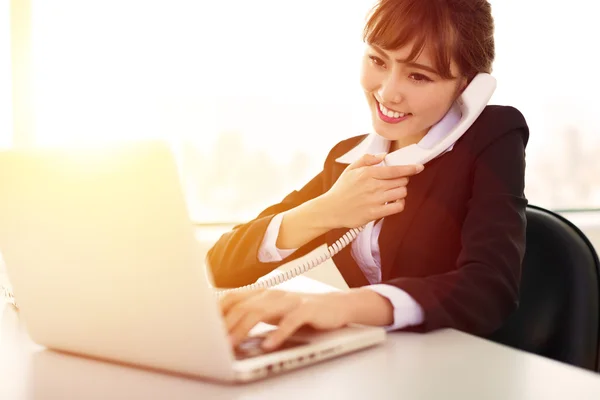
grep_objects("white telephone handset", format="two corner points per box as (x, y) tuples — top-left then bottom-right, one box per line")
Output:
(214, 73), (496, 296)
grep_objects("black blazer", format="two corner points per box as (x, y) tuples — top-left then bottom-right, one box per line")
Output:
(207, 105), (529, 337)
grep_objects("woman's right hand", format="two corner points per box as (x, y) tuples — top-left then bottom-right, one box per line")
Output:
(320, 153), (424, 229)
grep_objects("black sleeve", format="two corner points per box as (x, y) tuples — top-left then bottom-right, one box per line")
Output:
(385, 127), (528, 335)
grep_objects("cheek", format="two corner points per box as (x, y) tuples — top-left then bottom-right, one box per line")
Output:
(360, 65), (377, 93)
(413, 90), (456, 119)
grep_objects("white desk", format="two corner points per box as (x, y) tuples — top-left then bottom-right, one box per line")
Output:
(2, 303), (600, 399)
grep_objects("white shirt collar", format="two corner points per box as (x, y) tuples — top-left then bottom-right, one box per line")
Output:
(335, 103), (462, 165)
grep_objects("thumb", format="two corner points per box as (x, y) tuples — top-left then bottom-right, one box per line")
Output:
(348, 153), (387, 170)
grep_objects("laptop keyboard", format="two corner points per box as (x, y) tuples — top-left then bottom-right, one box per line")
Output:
(234, 336), (309, 360)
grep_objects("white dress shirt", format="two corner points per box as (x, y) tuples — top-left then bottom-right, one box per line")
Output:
(259, 104), (462, 331)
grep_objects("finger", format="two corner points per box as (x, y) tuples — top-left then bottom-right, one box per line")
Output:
(220, 289), (265, 315)
(379, 177), (409, 191)
(224, 301), (254, 334)
(229, 312), (264, 347)
(262, 315), (284, 326)
(381, 186), (408, 204)
(347, 153), (387, 170)
(377, 199), (406, 218)
(225, 291), (298, 341)
(222, 290), (272, 332)
(371, 164), (424, 180)
(261, 308), (310, 350)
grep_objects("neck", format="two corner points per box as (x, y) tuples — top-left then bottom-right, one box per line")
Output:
(389, 130), (427, 152)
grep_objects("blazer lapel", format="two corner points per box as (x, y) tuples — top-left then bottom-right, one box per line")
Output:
(378, 157), (445, 281)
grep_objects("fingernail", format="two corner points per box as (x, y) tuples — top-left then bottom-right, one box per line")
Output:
(375, 152), (387, 159)
(416, 164), (425, 173)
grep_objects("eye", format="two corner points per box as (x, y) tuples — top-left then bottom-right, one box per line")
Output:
(410, 73), (433, 83)
(368, 55), (386, 68)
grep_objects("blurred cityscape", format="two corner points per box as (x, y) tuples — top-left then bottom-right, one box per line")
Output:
(178, 130), (316, 224)
(526, 125), (600, 210)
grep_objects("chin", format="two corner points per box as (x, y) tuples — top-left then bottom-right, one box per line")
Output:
(371, 121), (406, 141)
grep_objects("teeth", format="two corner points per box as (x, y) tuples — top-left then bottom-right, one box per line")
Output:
(379, 103), (407, 119)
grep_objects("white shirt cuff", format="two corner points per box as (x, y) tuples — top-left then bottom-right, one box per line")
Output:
(258, 212), (298, 263)
(365, 284), (425, 331)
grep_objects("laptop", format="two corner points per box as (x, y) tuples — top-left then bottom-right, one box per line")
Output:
(0, 141), (386, 383)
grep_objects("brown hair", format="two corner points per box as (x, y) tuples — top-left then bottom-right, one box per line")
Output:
(363, 0), (495, 81)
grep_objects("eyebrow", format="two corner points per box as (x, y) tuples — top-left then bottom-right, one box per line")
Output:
(371, 45), (439, 76)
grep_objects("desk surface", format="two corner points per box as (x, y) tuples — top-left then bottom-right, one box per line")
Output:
(2, 303), (600, 400)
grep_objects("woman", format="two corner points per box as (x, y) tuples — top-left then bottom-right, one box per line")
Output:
(207, 0), (528, 351)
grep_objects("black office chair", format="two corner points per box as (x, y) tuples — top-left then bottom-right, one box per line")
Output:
(489, 205), (600, 372)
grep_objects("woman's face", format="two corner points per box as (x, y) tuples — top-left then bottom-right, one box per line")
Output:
(360, 42), (467, 149)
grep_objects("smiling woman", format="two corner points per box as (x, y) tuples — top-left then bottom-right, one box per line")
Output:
(207, 0), (531, 351)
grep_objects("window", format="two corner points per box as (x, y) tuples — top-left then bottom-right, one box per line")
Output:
(489, 0), (600, 211)
(14, 0), (600, 223)
(0, 0), (10, 148)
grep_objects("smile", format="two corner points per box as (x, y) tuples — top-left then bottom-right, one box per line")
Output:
(376, 101), (412, 124)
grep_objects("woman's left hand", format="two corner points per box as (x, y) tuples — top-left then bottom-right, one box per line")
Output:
(220, 289), (352, 350)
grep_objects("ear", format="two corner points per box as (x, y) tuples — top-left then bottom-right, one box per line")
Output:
(457, 76), (469, 94)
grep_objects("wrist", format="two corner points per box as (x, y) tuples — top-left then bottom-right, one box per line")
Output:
(276, 195), (338, 250)
(284, 196), (336, 232)
(340, 288), (394, 327)
(309, 193), (340, 230)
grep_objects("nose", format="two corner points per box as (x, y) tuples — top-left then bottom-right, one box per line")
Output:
(377, 74), (404, 105)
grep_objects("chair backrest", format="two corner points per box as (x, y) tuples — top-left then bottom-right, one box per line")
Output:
(489, 205), (600, 372)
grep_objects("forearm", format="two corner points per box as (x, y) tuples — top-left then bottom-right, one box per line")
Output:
(276, 195), (338, 249)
